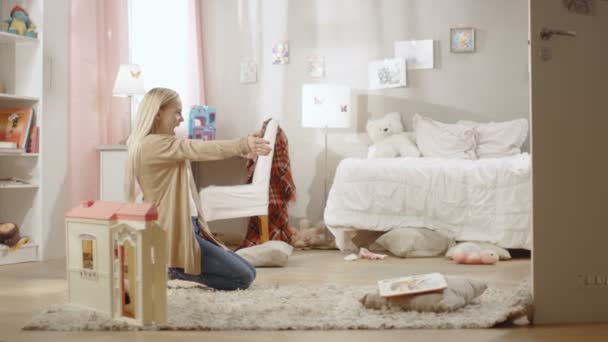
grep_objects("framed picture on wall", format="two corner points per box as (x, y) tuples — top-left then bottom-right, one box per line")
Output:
(450, 28), (475, 53)
(368, 58), (407, 89)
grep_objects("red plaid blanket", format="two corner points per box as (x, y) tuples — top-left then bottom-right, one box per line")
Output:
(238, 119), (296, 248)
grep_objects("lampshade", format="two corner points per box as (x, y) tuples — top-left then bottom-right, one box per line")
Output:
(301, 84), (351, 128)
(112, 64), (145, 97)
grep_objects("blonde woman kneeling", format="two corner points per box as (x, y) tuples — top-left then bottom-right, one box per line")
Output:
(126, 87), (271, 290)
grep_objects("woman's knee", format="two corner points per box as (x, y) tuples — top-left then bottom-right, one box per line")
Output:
(234, 266), (256, 290)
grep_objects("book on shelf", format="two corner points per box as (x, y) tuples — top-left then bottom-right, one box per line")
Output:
(27, 125), (38, 153)
(0, 107), (34, 149)
(377, 272), (448, 298)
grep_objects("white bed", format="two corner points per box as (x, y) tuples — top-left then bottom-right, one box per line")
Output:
(324, 154), (532, 251)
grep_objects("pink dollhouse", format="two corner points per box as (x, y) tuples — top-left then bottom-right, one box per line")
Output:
(65, 201), (167, 326)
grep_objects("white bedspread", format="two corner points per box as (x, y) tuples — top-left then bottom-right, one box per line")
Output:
(324, 154), (531, 250)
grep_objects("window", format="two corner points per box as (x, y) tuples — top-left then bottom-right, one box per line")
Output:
(82, 240), (94, 269)
(78, 234), (96, 271)
(129, 0), (201, 137)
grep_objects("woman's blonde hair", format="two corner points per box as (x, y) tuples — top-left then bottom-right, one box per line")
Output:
(125, 87), (179, 202)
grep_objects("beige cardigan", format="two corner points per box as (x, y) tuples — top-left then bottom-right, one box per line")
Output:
(137, 134), (250, 275)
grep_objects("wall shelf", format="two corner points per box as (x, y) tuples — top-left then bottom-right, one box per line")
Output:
(0, 93), (39, 109)
(0, 152), (38, 157)
(0, 31), (39, 44)
(0, 242), (38, 265)
(0, 184), (38, 189)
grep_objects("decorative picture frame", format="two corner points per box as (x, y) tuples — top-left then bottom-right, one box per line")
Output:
(450, 28), (475, 53)
(394, 40), (434, 69)
(368, 58), (407, 89)
(272, 41), (290, 65)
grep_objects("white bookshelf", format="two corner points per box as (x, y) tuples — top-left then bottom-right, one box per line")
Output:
(0, 152), (38, 157)
(0, 93), (39, 108)
(0, 241), (38, 265)
(0, 184), (39, 189)
(0, 30), (38, 44)
(0, 0), (43, 265)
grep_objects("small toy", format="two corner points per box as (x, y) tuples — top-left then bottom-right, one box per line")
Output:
(4, 6), (37, 37)
(293, 219), (336, 249)
(451, 242), (499, 265)
(0, 222), (29, 250)
(188, 105), (216, 140)
(65, 201), (166, 325)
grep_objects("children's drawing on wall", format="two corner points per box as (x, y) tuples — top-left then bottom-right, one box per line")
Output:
(394, 40), (434, 69)
(240, 59), (257, 84)
(450, 28), (476, 53)
(306, 56), (325, 78)
(272, 41), (289, 64)
(368, 58), (407, 89)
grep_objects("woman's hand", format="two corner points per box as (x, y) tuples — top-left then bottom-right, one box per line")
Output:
(247, 130), (272, 156)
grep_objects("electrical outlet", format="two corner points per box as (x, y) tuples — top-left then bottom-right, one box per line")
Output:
(578, 274), (608, 287)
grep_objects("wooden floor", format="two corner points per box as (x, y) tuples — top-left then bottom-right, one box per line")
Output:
(1, 250), (608, 342)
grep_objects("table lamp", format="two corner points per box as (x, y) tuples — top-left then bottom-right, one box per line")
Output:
(301, 84), (351, 204)
(113, 64), (145, 137)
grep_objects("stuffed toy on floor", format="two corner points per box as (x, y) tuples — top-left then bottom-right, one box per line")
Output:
(366, 112), (421, 158)
(450, 242), (499, 265)
(292, 219), (336, 250)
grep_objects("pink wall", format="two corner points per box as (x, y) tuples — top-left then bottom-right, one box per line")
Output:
(68, 0), (128, 207)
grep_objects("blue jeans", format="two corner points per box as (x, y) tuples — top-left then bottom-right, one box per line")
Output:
(168, 217), (256, 291)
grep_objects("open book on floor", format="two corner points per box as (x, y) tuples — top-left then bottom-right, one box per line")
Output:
(378, 272), (448, 298)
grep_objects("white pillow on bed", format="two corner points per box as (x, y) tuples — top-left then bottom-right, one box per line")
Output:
(458, 119), (528, 158)
(413, 114), (477, 160)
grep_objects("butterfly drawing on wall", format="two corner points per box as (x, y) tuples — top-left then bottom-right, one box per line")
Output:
(340, 105), (348, 112)
(314, 97), (325, 105)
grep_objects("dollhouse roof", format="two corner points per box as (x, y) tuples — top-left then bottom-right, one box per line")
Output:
(65, 201), (158, 221)
(116, 203), (158, 221)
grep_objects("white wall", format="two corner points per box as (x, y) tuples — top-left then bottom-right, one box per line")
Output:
(200, 0), (529, 240)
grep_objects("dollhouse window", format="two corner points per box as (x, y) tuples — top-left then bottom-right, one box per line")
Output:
(79, 234), (96, 270)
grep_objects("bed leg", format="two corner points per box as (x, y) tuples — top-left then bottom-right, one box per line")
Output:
(260, 215), (269, 242)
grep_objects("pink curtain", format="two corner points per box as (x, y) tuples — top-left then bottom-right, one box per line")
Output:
(68, 0), (207, 206)
(68, 0), (129, 207)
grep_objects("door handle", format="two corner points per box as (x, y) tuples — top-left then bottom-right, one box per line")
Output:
(540, 27), (577, 40)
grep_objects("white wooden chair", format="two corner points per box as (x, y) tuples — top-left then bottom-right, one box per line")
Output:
(199, 119), (279, 242)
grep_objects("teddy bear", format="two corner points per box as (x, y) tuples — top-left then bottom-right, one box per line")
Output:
(4, 6), (37, 38)
(292, 219), (336, 249)
(450, 242), (499, 265)
(366, 112), (421, 158)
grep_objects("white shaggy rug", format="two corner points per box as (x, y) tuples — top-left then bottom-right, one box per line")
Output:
(23, 280), (532, 331)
